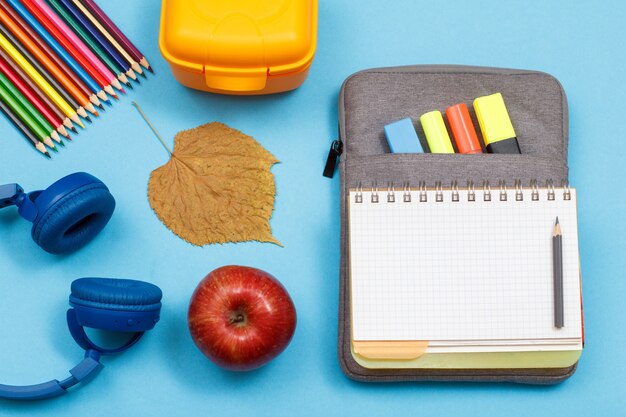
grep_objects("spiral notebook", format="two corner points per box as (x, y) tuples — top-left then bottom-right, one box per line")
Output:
(348, 182), (583, 360)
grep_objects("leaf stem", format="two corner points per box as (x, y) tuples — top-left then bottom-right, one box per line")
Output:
(132, 101), (173, 155)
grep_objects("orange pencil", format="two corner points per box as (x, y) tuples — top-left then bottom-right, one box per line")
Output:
(0, 6), (97, 115)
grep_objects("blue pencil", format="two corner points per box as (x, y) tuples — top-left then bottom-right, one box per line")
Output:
(58, 0), (138, 83)
(5, 0), (109, 103)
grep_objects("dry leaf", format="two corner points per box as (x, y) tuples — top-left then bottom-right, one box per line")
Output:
(148, 122), (281, 246)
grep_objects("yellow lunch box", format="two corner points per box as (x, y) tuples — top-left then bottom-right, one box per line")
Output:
(159, 0), (318, 95)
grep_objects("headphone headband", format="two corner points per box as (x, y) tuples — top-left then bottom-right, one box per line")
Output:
(0, 350), (103, 401)
(67, 309), (145, 354)
(0, 183), (37, 221)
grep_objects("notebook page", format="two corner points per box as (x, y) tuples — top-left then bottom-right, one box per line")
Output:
(349, 188), (582, 343)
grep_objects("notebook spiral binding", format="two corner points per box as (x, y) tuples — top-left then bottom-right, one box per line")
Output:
(354, 180), (572, 204)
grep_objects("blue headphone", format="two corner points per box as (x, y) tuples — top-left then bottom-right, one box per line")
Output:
(0, 277), (162, 401)
(0, 172), (115, 254)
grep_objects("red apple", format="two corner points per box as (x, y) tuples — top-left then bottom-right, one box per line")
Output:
(187, 265), (297, 371)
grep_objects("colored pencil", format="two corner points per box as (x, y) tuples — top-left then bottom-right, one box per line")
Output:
(81, 0), (152, 73)
(0, 4), (102, 113)
(0, 0), (149, 157)
(0, 31), (84, 128)
(3, 0), (109, 103)
(0, 71), (63, 144)
(48, 0), (134, 87)
(18, 0), (120, 98)
(0, 22), (94, 120)
(0, 54), (70, 138)
(0, 97), (50, 157)
(0, 45), (75, 131)
(0, 3), (100, 110)
(70, 0), (144, 77)
(56, 0), (137, 84)
(0, 78), (56, 152)
(31, 0), (125, 93)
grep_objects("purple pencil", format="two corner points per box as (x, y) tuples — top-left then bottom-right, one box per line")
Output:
(79, 0), (152, 73)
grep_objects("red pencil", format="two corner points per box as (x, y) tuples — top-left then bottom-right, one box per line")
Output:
(31, 0), (124, 93)
(0, 0), (107, 106)
(20, 0), (120, 98)
(0, 45), (75, 131)
(0, 53), (71, 137)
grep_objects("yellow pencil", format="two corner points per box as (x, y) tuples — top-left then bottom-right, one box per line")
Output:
(0, 31), (84, 128)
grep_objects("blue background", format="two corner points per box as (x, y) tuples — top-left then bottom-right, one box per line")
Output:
(0, 0), (624, 415)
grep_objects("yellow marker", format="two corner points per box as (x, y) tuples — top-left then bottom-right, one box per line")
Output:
(0, 32), (82, 127)
(420, 110), (454, 153)
(473, 93), (521, 153)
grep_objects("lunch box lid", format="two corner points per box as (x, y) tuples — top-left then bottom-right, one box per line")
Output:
(159, 0), (317, 91)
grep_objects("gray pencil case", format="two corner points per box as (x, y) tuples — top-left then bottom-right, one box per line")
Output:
(333, 65), (578, 384)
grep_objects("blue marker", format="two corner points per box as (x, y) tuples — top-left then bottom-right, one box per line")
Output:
(5, 0), (106, 101)
(384, 118), (424, 153)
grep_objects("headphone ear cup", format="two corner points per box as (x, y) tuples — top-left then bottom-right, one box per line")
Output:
(31, 183), (115, 254)
(70, 278), (162, 333)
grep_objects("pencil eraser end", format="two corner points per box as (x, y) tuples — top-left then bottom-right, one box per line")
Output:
(384, 118), (423, 153)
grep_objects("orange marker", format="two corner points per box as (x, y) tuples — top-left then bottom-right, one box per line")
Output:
(446, 103), (482, 154)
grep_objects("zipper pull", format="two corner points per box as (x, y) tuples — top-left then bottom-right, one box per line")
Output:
(323, 139), (343, 178)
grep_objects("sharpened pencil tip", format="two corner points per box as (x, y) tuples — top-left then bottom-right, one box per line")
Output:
(70, 127), (78, 134)
(51, 146), (59, 153)
(148, 66), (154, 74)
(98, 104), (104, 110)
(556, 217), (559, 225)
(59, 140), (65, 147)
(37, 143), (50, 157)
(44, 151), (51, 159)
(120, 88), (126, 95)
(86, 116), (93, 123)
(140, 72), (147, 79)
(126, 82), (133, 89)
(113, 94), (119, 101)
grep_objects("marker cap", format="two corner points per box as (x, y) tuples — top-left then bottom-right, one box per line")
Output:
(473, 93), (520, 153)
(384, 118), (424, 153)
(419, 111), (454, 154)
(446, 103), (482, 154)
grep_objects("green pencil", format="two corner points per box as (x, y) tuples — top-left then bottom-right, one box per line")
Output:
(0, 72), (63, 146)
(46, 0), (134, 88)
(0, 97), (50, 158)
(0, 79), (57, 152)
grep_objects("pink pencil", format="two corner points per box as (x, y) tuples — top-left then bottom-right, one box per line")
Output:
(81, 0), (152, 73)
(31, 0), (124, 93)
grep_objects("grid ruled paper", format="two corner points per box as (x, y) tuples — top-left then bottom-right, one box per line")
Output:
(349, 188), (582, 345)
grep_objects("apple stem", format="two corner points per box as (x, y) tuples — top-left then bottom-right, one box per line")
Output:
(229, 310), (247, 326)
